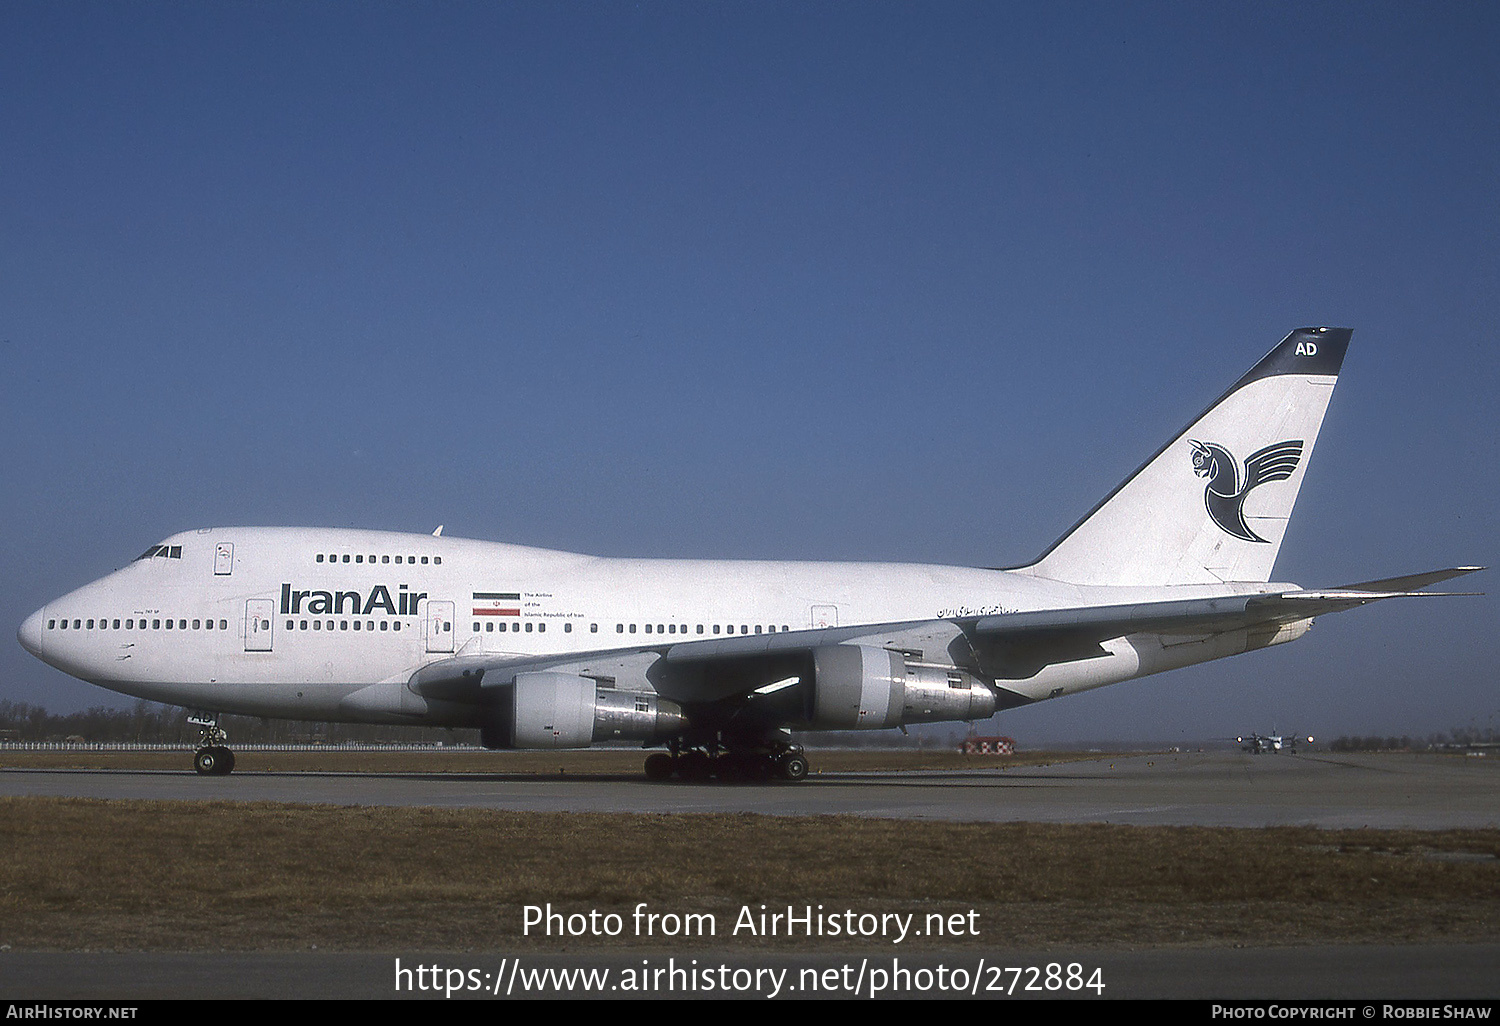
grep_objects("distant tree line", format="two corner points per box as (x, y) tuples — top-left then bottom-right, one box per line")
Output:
(1326, 726), (1497, 753)
(0, 700), (476, 746)
(1327, 735), (1414, 752)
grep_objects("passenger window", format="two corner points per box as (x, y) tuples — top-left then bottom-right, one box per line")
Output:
(194, 620), (201, 629)
(434, 557), (442, 565)
(219, 620), (227, 630)
(382, 555), (390, 564)
(317, 555), (324, 563)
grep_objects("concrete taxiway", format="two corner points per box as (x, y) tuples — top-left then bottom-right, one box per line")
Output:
(2, 750), (1495, 828)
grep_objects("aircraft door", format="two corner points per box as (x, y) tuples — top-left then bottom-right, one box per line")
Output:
(214, 543), (234, 575)
(244, 599), (274, 651)
(810, 604), (838, 628)
(424, 600), (455, 654)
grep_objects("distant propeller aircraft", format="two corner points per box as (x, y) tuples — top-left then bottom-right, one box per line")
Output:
(1236, 732), (1315, 755)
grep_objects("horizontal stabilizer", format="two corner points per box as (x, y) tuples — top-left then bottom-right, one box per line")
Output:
(1331, 566), (1485, 593)
(974, 566), (1483, 641)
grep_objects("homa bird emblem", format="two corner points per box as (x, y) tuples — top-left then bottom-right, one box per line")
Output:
(1189, 439), (1304, 543)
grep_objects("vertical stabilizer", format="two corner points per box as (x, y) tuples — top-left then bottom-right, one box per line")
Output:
(1020, 327), (1351, 587)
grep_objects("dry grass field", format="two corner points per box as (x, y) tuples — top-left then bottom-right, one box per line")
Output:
(1, 786), (1496, 953)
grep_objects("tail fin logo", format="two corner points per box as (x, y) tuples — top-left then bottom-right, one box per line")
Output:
(1189, 440), (1304, 543)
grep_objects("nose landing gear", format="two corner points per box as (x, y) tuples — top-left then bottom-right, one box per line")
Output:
(188, 710), (236, 776)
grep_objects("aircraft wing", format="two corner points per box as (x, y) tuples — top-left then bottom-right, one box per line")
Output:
(408, 566), (1482, 705)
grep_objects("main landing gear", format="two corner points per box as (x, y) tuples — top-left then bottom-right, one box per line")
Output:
(644, 743), (809, 783)
(188, 711), (236, 776)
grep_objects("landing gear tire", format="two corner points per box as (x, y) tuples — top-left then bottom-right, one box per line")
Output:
(776, 753), (809, 782)
(194, 746), (233, 776)
(644, 753), (675, 781)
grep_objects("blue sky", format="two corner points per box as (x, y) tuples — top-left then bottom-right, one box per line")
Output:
(2, 2), (1495, 743)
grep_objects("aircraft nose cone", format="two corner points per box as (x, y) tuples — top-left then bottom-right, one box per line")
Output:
(18, 608), (45, 657)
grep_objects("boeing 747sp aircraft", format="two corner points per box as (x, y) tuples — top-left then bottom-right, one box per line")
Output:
(17, 328), (1480, 780)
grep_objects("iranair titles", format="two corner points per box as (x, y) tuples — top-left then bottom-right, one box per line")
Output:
(280, 582), (427, 617)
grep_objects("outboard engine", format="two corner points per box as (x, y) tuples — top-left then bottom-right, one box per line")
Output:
(808, 645), (996, 729)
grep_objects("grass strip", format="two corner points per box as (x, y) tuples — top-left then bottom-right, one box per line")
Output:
(1, 796), (1495, 952)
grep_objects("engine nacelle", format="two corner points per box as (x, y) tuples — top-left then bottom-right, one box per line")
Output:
(481, 671), (687, 750)
(809, 645), (997, 729)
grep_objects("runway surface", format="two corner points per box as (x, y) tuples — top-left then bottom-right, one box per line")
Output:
(2, 750), (1496, 828)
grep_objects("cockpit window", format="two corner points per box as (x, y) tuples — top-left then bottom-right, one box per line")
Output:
(135, 546), (162, 561)
(133, 544), (183, 561)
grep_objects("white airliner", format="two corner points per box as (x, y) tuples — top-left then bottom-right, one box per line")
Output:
(17, 328), (1480, 780)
